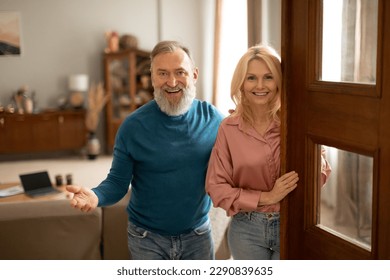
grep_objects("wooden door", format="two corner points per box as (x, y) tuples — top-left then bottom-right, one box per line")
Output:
(281, 0), (390, 259)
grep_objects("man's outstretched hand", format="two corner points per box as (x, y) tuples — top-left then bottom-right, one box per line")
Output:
(66, 185), (98, 212)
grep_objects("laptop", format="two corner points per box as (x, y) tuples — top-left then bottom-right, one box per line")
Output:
(19, 171), (61, 197)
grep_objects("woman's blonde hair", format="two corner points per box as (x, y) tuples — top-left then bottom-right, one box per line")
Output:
(230, 44), (282, 126)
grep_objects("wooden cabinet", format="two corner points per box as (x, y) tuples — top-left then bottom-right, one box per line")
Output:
(0, 110), (86, 154)
(103, 48), (153, 151)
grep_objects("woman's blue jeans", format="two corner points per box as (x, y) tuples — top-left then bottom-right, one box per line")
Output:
(228, 212), (280, 260)
(127, 219), (214, 260)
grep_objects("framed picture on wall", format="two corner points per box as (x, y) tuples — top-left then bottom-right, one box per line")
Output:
(0, 12), (22, 56)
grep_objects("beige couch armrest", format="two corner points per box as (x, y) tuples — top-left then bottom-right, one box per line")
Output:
(0, 199), (102, 260)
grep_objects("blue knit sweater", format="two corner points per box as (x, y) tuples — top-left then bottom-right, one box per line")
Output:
(93, 100), (223, 235)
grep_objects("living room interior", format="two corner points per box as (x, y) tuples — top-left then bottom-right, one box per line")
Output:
(1, 0), (270, 260)
(1, 0), (385, 261)
(0, 0), (218, 151)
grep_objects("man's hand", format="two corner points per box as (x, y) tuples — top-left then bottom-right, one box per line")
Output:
(66, 185), (99, 212)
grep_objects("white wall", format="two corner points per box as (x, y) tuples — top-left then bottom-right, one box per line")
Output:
(158, 0), (215, 101)
(0, 0), (214, 110)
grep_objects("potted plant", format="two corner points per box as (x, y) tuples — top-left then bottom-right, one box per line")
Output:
(85, 82), (109, 159)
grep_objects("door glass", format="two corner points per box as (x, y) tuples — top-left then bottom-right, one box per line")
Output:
(318, 145), (373, 251)
(321, 0), (378, 84)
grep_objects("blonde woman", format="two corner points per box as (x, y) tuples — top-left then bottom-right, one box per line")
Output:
(206, 45), (330, 260)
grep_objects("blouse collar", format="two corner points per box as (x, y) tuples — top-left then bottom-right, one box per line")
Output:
(225, 115), (280, 141)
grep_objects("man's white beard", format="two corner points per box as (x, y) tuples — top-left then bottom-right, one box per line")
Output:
(154, 83), (196, 116)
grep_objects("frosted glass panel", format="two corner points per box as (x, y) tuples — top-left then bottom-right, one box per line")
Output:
(319, 145), (372, 250)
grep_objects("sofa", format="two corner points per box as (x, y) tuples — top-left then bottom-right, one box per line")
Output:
(0, 191), (129, 260)
(0, 190), (230, 260)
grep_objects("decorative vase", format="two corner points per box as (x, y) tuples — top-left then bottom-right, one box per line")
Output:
(87, 132), (101, 160)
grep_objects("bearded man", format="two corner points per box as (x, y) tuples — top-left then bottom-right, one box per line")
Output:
(67, 41), (224, 260)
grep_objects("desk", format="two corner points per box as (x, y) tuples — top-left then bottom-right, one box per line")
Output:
(0, 182), (70, 203)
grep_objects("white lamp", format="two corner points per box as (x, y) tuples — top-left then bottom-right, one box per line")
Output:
(68, 74), (89, 108)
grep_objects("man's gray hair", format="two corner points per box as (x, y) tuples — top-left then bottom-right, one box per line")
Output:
(150, 40), (195, 68)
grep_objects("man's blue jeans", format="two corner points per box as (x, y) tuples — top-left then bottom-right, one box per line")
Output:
(127, 219), (214, 260)
(228, 212), (280, 260)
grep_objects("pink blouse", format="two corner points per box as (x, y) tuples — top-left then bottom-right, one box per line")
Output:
(205, 115), (281, 216)
(206, 115), (332, 217)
